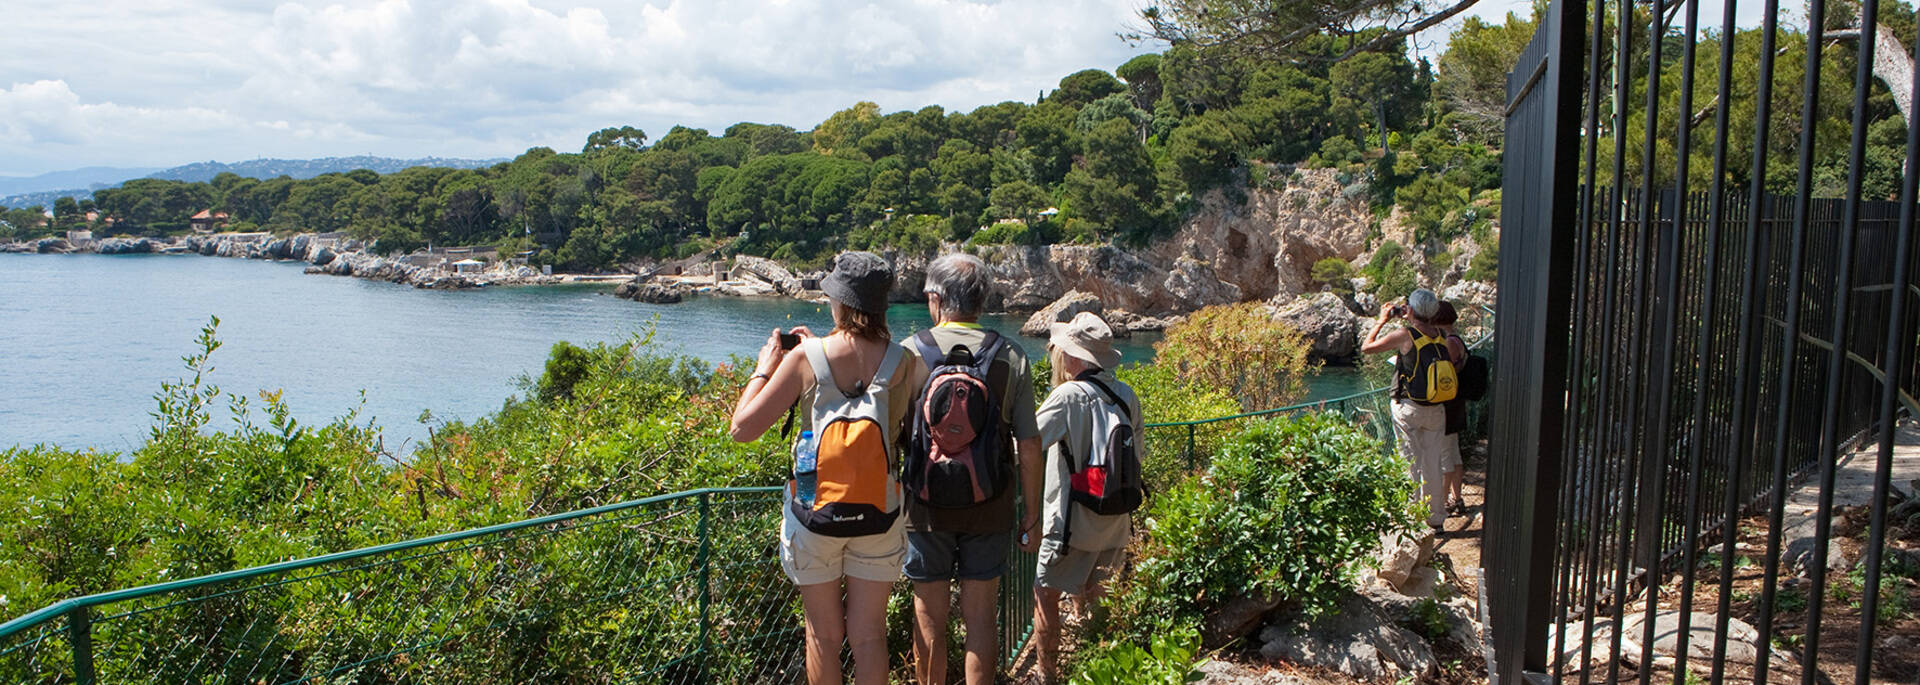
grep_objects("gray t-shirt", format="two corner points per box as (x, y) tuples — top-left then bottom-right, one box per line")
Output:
(902, 324), (1040, 534)
(1035, 369), (1138, 551)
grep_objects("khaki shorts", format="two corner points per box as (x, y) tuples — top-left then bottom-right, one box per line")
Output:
(1035, 541), (1125, 596)
(780, 501), (906, 587)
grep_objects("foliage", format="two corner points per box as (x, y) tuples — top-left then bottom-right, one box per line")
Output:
(1113, 363), (1244, 489)
(1363, 240), (1420, 302)
(1105, 413), (1420, 642)
(1069, 625), (1205, 685)
(1154, 303), (1318, 411)
(1311, 257), (1356, 294)
(1465, 240), (1499, 282)
(0, 318), (788, 623)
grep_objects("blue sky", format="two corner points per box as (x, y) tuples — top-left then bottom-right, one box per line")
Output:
(0, 0), (1545, 178)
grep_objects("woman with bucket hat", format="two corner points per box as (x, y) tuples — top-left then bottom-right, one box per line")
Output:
(1030, 312), (1143, 684)
(730, 251), (915, 685)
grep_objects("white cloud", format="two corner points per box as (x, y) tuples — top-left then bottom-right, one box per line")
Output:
(0, 0), (1156, 176)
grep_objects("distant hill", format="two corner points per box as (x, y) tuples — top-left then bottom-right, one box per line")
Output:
(0, 156), (508, 208)
(0, 166), (162, 197)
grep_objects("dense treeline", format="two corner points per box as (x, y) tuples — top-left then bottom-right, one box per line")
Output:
(0, 17), (1554, 275)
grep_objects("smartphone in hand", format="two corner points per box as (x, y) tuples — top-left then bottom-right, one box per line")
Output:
(779, 331), (801, 350)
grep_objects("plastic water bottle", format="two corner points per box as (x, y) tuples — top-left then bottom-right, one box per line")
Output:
(794, 430), (818, 508)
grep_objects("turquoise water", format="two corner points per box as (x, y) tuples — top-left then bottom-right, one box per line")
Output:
(0, 253), (1366, 452)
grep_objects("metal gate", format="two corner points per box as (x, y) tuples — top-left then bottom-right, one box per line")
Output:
(1486, 0), (1920, 682)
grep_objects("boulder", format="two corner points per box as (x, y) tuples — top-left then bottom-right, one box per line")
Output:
(96, 237), (156, 254)
(732, 255), (801, 295)
(1256, 591), (1436, 681)
(309, 247), (336, 266)
(633, 283), (686, 304)
(1271, 292), (1362, 363)
(1163, 256), (1243, 308)
(1373, 529), (1435, 592)
(34, 238), (73, 254)
(1442, 280), (1497, 311)
(1207, 591), (1286, 647)
(1021, 291), (1104, 337)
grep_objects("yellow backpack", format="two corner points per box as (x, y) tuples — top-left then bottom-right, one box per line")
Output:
(1400, 329), (1459, 404)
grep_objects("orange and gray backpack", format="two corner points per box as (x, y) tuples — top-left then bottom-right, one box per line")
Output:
(905, 330), (1014, 508)
(791, 339), (905, 537)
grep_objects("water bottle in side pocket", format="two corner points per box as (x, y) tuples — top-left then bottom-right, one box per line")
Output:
(794, 430), (818, 508)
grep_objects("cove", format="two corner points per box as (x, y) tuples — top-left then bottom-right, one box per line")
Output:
(0, 253), (1364, 453)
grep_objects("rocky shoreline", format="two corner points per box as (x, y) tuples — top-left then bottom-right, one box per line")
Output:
(4, 170), (1498, 354)
(2, 232), (571, 289)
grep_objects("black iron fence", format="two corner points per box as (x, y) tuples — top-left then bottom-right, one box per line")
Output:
(1488, 0), (1920, 682)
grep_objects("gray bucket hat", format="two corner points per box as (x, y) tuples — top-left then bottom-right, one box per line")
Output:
(821, 251), (894, 314)
(1049, 312), (1123, 370)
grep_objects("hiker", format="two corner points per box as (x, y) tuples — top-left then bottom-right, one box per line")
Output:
(1032, 312), (1143, 685)
(729, 251), (912, 685)
(1432, 301), (1469, 515)
(1360, 288), (1466, 530)
(900, 252), (1043, 685)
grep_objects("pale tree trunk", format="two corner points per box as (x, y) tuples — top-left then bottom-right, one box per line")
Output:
(1829, 8), (1916, 130)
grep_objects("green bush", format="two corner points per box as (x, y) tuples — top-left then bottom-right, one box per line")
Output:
(1154, 303), (1318, 412)
(1466, 240), (1499, 282)
(1070, 625), (1205, 685)
(1311, 257), (1356, 295)
(1106, 413), (1419, 643)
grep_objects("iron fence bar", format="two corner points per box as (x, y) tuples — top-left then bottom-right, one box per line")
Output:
(1752, 1), (1831, 677)
(697, 490), (713, 673)
(68, 604), (92, 685)
(1803, 2), (1880, 678)
(1558, 2), (1611, 675)
(1711, 4), (1784, 680)
(1673, 0), (1734, 674)
(1627, 4), (1681, 677)
(1854, 22), (1920, 683)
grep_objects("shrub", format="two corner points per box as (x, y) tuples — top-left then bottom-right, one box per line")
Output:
(1154, 303), (1318, 412)
(1466, 240), (1499, 282)
(1105, 413), (1420, 643)
(1114, 363), (1243, 489)
(1311, 257), (1356, 295)
(1069, 624), (1204, 685)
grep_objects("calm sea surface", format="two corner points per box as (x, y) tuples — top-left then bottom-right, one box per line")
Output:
(0, 253), (1368, 453)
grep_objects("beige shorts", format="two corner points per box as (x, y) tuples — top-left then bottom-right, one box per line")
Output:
(779, 501), (906, 587)
(1035, 541), (1126, 596)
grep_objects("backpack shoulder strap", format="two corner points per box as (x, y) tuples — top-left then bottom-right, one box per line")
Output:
(970, 330), (1008, 374)
(1079, 375), (1133, 421)
(911, 329), (944, 370)
(876, 342), (906, 390)
(800, 337), (837, 391)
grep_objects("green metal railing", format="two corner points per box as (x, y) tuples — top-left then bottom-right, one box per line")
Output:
(0, 487), (803, 684)
(0, 308), (1490, 683)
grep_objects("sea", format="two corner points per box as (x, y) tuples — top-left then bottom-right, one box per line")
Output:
(0, 253), (1369, 453)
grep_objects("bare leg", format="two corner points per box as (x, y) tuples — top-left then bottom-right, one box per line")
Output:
(912, 580), (952, 685)
(1444, 468), (1465, 509)
(797, 581), (847, 685)
(844, 577), (892, 685)
(958, 578), (999, 685)
(1033, 586), (1064, 685)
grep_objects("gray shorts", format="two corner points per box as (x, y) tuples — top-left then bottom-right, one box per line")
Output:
(1035, 541), (1125, 596)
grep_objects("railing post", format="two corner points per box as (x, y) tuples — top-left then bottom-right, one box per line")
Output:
(1185, 425), (1196, 469)
(696, 491), (713, 663)
(67, 605), (93, 685)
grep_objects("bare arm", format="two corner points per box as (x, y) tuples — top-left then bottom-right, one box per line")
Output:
(1017, 436), (1043, 552)
(1360, 310), (1409, 356)
(728, 327), (814, 442)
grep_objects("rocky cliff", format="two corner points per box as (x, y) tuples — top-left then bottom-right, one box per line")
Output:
(880, 168), (1386, 318)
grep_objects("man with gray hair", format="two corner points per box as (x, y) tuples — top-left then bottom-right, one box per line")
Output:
(1360, 287), (1466, 530)
(899, 252), (1043, 685)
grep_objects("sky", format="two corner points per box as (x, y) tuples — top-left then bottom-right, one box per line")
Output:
(0, 0), (1550, 179)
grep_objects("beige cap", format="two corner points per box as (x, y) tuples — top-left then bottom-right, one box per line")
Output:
(1048, 312), (1122, 370)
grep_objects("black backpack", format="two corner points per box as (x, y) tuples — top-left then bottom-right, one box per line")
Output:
(1066, 374), (1145, 516)
(905, 330), (1013, 508)
(1458, 351), (1490, 402)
